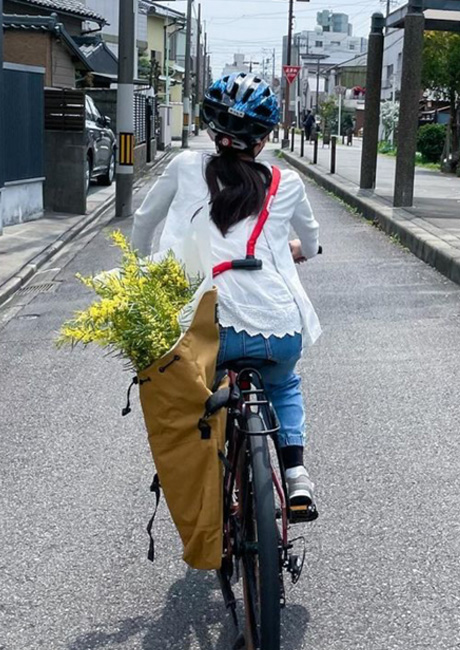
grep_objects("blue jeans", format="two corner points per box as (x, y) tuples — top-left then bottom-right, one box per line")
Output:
(217, 327), (305, 448)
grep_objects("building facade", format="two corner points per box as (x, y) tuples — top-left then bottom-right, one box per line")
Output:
(381, 28), (404, 103)
(283, 12), (367, 121)
(222, 53), (249, 77)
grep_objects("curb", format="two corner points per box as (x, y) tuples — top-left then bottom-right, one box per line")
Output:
(0, 150), (173, 307)
(283, 151), (460, 286)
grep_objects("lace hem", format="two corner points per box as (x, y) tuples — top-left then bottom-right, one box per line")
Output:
(218, 301), (303, 339)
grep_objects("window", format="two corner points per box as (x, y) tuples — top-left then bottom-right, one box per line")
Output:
(315, 41), (323, 47)
(87, 96), (102, 121)
(349, 44), (355, 50)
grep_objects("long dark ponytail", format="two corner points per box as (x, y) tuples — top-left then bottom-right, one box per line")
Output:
(205, 145), (272, 236)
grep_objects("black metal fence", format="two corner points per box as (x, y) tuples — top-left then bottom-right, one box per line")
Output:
(3, 66), (44, 183)
(134, 92), (147, 144)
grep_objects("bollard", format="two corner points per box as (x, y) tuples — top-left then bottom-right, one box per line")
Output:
(342, 134), (345, 145)
(300, 131), (305, 158)
(313, 133), (318, 164)
(290, 127), (295, 152)
(331, 136), (337, 174)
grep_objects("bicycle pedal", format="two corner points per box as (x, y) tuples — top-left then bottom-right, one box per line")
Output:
(289, 503), (319, 523)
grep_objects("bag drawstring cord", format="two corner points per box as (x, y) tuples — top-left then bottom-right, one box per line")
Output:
(122, 376), (150, 416)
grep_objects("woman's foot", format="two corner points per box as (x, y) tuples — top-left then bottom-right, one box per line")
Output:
(285, 466), (315, 507)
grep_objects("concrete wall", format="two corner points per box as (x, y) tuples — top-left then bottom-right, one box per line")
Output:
(134, 143), (147, 179)
(1, 179), (44, 226)
(44, 131), (86, 214)
(87, 89), (118, 131)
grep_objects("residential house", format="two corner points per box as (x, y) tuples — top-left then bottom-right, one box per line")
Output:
(285, 13), (367, 121)
(1, 1), (107, 228)
(79, 0), (146, 78)
(381, 28), (403, 103)
(3, 0), (106, 87)
(323, 52), (367, 133)
(4, 0), (105, 36)
(140, 0), (187, 140)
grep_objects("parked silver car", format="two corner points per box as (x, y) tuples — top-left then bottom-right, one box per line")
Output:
(85, 96), (116, 192)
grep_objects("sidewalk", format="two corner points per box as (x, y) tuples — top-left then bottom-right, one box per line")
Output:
(0, 153), (171, 306)
(284, 136), (460, 285)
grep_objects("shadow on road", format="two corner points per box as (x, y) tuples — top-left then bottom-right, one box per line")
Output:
(68, 568), (309, 649)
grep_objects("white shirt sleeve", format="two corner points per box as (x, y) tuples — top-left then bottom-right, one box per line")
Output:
(130, 153), (182, 256)
(290, 175), (320, 259)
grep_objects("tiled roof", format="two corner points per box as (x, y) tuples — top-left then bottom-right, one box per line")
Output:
(3, 14), (93, 67)
(11, 0), (106, 24)
(139, 0), (185, 21)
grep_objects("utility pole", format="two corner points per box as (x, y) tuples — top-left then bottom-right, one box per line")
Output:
(202, 28), (208, 98)
(195, 3), (201, 136)
(282, 0), (294, 148)
(0, 0), (5, 235)
(182, 0), (193, 148)
(116, 0), (135, 218)
(272, 48), (276, 86)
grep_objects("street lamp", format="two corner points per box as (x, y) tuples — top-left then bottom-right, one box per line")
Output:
(282, 0), (310, 148)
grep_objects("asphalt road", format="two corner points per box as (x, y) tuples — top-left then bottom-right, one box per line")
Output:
(2, 147), (460, 650)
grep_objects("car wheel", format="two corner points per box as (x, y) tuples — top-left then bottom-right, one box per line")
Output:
(85, 154), (93, 194)
(98, 151), (116, 186)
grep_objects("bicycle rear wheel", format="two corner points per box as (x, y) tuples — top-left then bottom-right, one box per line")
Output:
(240, 415), (281, 650)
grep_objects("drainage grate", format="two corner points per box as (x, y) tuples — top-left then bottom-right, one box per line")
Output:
(18, 282), (60, 295)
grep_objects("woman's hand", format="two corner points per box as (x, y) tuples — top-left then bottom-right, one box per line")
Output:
(289, 239), (307, 264)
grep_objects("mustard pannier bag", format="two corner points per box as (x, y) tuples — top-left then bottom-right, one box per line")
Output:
(137, 288), (227, 571)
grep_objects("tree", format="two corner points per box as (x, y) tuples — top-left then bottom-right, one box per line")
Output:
(319, 96), (338, 135)
(422, 31), (460, 167)
(138, 55), (151, 82)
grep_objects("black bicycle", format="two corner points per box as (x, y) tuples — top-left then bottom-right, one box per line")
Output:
(201, 360), (318, 650)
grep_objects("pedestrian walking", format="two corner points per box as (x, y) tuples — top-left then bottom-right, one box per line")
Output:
(302, 110), (315, 142)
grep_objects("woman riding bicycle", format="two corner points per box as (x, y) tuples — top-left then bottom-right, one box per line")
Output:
(131, 72), (321, 509)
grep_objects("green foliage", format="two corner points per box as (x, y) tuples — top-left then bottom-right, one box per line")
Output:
(422, 31), (460, 161)
(138, 55), (152, 81)
(319, 96), (338, 134)
(57, 232), (202, 371)
(422, 32), (460, 100)
(378, 141), (397, 155)
(417, 124), (446, 163)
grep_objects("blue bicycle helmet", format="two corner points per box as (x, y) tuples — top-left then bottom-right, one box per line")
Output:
(202, 72), (280, 150)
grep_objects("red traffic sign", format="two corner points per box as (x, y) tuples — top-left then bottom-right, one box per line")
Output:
(283, 65), (301, 84)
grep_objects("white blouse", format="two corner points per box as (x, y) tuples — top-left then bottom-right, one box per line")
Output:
(131, 150), (322, 348)
(210, 217), (303, 337)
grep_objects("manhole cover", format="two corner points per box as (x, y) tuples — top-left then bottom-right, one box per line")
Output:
(17, 282), (60, 295)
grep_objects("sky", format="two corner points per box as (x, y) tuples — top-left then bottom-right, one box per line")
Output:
(159, 0), (404, 77)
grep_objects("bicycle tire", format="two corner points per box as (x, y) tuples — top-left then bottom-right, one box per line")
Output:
(240, 415), (281, 650)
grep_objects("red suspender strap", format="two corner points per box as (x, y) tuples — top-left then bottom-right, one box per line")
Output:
(212, 165), (281, 278)
(212, 261), (233, 277)
(246, 165), (281, 257)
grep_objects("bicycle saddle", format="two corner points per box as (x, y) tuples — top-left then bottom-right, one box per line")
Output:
(221, 358), (277, 373)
